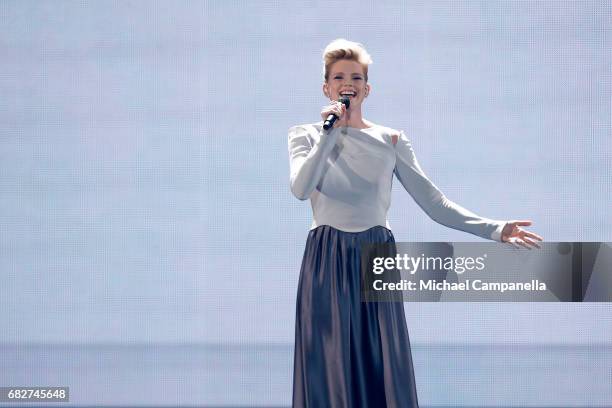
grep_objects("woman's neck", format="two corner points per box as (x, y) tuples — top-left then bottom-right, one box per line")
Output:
(343, 109), (371, 129)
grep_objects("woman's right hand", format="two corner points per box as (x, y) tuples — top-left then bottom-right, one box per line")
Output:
(321, 100), (347, 128)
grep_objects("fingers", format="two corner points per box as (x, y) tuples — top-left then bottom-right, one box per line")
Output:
(515, 239), (532, 250)
(505, 220), (544, 246)
(509, 238), (531, 250)
(522, 236), (541, 249)
(321, 101), (346, 117)
(523, 230), (544, 241)
(512, 220), (532, 227)
(506, 236), (541, 250)
(320, 101), (349, 129)
(506, 239), (522, 250)
(334, 101), (347, 116)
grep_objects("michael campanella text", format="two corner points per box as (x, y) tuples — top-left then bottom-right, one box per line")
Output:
(372, 279), (547, 293)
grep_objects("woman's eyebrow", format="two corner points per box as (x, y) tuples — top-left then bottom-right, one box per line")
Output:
(332, 72), (363, 76)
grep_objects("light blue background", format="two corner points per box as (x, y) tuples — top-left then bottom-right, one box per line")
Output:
(0, 1), (611, 406)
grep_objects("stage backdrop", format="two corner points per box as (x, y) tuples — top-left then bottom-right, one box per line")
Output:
(0, 1), (610, 406)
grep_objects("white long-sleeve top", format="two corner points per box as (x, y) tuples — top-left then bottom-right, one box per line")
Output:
(288, 122), (506, 241)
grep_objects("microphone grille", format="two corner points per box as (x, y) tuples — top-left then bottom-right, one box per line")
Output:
(339, 95), (351, 109)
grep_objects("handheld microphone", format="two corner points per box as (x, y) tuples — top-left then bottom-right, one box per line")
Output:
(323, 96), (351, 130)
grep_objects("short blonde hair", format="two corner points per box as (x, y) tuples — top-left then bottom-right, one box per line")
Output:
(322, 38), (373, 82)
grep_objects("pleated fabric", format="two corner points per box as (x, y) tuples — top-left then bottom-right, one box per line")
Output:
(292, 225), (419, 408)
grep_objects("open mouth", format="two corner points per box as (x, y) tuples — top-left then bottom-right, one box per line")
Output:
(340, 90), (356, 98)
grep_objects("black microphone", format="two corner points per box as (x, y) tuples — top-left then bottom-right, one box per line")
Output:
(323, 96), (351, 130)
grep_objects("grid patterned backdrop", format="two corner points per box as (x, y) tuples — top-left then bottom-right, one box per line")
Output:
(0, 1), (610, 406)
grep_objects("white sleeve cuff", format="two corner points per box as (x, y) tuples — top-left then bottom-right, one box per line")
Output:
(490, 222), (507, 242)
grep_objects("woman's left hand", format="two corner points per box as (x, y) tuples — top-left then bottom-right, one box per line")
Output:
(501, 220), (543, 249)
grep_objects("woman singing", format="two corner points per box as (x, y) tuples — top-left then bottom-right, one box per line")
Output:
(287, 38), (542, 408)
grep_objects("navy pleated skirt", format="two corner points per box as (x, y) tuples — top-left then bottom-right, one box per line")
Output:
(292, 225), (419, 408)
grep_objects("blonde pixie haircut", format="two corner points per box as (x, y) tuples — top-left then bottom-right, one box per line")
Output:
(322, 39), (373, 82)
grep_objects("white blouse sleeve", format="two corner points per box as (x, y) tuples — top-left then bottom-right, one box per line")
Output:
(393, 130), (507, 242)
(287, 125), (340, 200)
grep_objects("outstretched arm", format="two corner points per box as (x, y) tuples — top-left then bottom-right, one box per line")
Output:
(393, 130), (507, 241)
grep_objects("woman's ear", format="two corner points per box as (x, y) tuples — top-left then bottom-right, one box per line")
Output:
(322, 83), (329, 99)
(365, 83), (371, 97)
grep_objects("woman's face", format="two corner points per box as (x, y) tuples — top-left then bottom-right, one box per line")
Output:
(323, 59), (370, 109)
